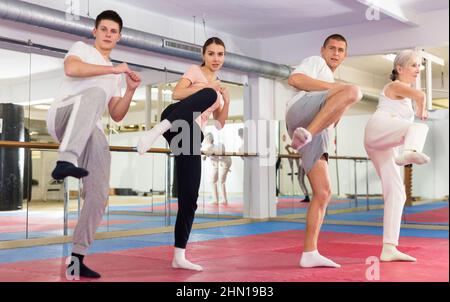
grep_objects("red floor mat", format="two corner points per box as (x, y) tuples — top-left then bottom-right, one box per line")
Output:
(404, 207), (449, 224)
(0, 230), (447, 282)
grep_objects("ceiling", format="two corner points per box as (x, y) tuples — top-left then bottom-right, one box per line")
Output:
(343, 46), (449, 78)
(108, 0), (448, 39)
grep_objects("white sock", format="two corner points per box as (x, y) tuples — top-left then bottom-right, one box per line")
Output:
(299, 250), (341, 268)
(172, 247), (203, 271)
(137, 119), (171, 155)
(291, 127), (312, 151)
(395, 150), (430, 166)
(380, 243), (416, 262)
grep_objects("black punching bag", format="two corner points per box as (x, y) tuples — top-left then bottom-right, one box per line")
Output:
(0, 103), (25, 211)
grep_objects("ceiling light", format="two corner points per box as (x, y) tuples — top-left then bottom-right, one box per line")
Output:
(383, 54), (396, 62)
(34, 104), (51, 110)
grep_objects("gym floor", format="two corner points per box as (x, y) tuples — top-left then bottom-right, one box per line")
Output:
(0, 197), (447, 282)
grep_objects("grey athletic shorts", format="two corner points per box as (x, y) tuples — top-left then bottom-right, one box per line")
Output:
(285, 90), (330, 174)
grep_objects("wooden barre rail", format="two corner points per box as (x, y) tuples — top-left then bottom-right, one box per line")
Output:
(0, 140), (258, 157)
(0, 141), (368, 159)
(278, 153), (370, 161)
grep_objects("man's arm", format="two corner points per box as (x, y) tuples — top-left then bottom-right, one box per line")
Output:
(288, 73), (338, 92)
(64, 56), (131, 78)
(386, 82), (427, 120)
(108, 71), (141, 122)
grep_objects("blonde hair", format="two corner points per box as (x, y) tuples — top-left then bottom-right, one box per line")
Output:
(390, 50), (419, 81)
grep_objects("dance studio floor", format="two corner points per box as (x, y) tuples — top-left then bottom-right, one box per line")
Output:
(0, 197), (448, 282)
(0, 220), (448, 282)
(0, 197), (447, 241)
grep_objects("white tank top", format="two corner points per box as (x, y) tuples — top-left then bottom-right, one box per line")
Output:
(376, 82), (415, 122)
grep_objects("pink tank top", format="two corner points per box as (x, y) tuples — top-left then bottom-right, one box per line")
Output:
(181, 65), (223, 129)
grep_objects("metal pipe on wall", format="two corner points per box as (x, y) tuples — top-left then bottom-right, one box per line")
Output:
(0, 0), (292, 79)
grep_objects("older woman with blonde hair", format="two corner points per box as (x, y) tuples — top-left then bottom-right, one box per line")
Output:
(364, 49), (430, 262)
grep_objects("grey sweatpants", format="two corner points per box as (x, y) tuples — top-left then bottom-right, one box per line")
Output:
(47, 87), (110, 255)
(286, 90), (330, 174)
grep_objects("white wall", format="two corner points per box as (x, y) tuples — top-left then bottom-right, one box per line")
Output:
(413, 117), (449, 198)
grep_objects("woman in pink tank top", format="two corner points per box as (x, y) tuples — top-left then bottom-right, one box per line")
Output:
(137, 37), (230, 271)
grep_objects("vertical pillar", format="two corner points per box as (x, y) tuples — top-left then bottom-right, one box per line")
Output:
(243, 76), (277, 219)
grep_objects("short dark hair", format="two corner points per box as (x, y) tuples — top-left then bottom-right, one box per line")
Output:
(95, 10), (123, 32)
(323, 34), (347, 48)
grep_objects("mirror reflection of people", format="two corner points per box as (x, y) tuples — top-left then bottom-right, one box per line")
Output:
(202, 133), (232, 205)
(238, 127), (244, 159)
(281, 134), (295, 184)
(283, 134), (310, 203)
(298, 165), (310, 203)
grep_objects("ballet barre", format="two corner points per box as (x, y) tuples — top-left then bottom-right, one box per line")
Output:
(278, 153), (372, 212)
(0, 140), (258, 236)
(0, 141), (258, 157)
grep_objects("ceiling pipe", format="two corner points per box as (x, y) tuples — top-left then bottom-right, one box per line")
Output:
(0, 0), (292, 79)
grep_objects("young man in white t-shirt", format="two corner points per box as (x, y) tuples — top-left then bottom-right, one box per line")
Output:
(46, 10), (141, 279)
(285, 34), (362, 268)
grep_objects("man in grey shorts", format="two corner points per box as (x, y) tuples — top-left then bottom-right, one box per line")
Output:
(286, 34), (362, 268)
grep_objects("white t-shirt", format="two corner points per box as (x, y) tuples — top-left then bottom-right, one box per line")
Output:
(56, 41), (122, 102)
(376, 83), (415, 122)
(49, 41), (122, 134)
(286, 56), (334, 113)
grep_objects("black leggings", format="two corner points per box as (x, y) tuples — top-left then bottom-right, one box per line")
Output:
(160, 88), (217, 248)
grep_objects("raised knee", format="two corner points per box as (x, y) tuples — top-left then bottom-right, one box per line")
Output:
(201, 88), (218, 106)
(412, 123), (429, 132)
(345, 85), (362, 104)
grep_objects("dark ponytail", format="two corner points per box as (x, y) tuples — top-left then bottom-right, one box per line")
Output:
(390, 69), (398, 81)
(201, 37), (226, 66)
